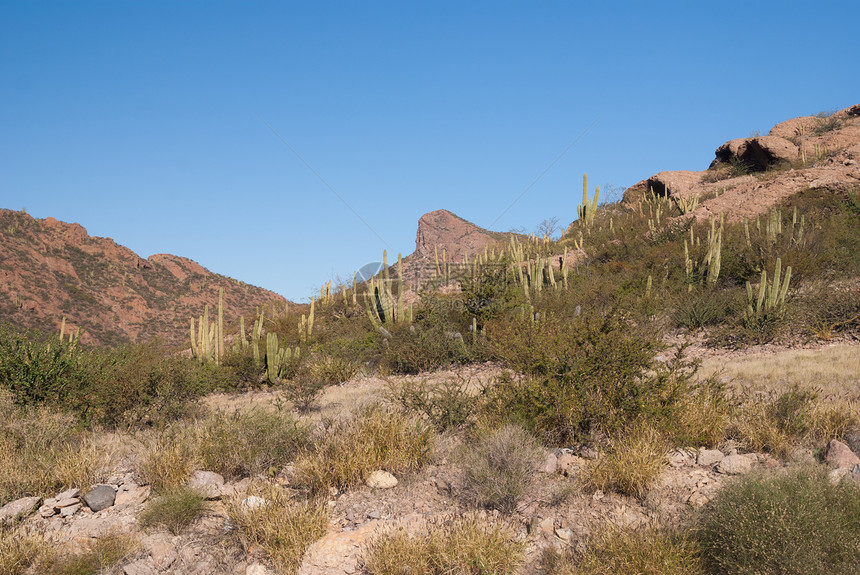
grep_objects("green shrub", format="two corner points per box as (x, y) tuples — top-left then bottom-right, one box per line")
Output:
(460, 425), (540, 513)
(697, 465), (860, 575)
(196, 409), (308, 479)
(139, 486), (207, 535)
(388, 374), (478, 431)
(542, 526), (703, 575)
(294, 406), (432, 495)
(361, 514), (524, 575)
(486, 312), (698, 445)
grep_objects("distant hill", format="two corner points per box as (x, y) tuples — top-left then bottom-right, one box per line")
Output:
(0, 210), (286, 346)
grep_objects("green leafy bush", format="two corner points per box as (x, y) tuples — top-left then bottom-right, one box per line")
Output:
(697, 466), (860, 575)
(139, 486), (207, 535)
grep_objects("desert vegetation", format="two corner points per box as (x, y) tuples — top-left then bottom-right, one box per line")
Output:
(1, 170), (859, 574)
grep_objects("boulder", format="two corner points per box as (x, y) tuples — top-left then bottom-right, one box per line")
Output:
(188, 470), (226, 499)
(366, 470), (398, 489)
(825, 439), (860, 470)
(0, 496), (41, 525)
(542, 453), (558, 474)
(716, 454), (753, 475)
(697, 448), (725, 467)
(83, 485), (116, 512)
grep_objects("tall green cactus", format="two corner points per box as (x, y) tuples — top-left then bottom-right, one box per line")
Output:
(577, 173), (599, 227)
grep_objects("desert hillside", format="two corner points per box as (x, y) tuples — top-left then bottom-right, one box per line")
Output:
(0, 209), (286, 346)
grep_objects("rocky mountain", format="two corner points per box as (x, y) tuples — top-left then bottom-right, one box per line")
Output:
(0, 210), (285, 346)
(621, 104), (860, 222)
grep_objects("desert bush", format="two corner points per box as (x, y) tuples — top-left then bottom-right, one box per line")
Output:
(138, 486), (207, 535)
(137, 431), (195, 494)
(380, 322), (473, 375)
(361, 514), (524, 575)
(697, 465), (860, 575)
(196, 409), (308, 479)
(486, 313), (700, 445)
(44, 533), (136, 575)
(0, 325), (86, 407)
(0, 398), (108, 505)
(459, 425), (540, 513)
(307, 353), (361, 386)
(672, 288), (740, 331)
(293, 406), (432, 495)
(580, 423), (668, 499)
(542, 525), (703, 575)
(228, 484), (327, 575)
(0, 527), (43, 574)
(388, 374), (478, 431)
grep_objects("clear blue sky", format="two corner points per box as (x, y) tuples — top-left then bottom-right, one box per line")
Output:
(2, 1), (858, 301)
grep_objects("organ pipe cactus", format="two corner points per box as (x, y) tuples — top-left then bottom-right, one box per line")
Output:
(745, 258), (792, 324)
(577, 173), (599, 227)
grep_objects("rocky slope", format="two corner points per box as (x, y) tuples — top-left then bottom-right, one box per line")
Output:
(622, 104), (860, 222)
(0, 210), (285, 346)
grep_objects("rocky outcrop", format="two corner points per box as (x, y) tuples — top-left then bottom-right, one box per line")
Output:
(414, 209), (507, 263)
(623, 104), (860, 222)
(0, 210), (286, 346)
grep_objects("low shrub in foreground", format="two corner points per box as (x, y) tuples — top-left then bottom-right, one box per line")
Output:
(361, 514), (524, 575)
(0, 394), (108, 505)
(542, 526), (703, 575)
(580, 423), (667, 499)
(460, 425), (540, 513)
(44, 533), (137, 575)
(196, 409), (309, 479)
(0, 528), (43, 574)
(697, 465), (860, 575)
(228, 484), (327, 575)
(137, 431), (196, 494)
(294, 406), (432, 495)
(138, 486), (207, 535)
(389, 374), (478, 431)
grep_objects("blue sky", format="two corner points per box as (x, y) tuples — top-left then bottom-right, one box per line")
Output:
(2, 1), (858, 301)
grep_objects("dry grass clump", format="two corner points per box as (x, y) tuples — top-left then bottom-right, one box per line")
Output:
(293, 405), (432, 495)
(542, 525), (703, 575)
(44, 533), (137, 575)
(697, 465), (860, 575)
(196, 409), (309, 479)
(460, 425), (541, 513)
(228, 483), (327, 575)
(0, 527), (44, 574)
(136, 431), (196, 494)
(138, 486), (207, 535)
(659, 379), (731, 448)
(580, 423), (668, 499)
(361, 514), (525, 575)
(0, 394), (110, 504)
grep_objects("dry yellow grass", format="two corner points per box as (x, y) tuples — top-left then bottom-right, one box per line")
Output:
(700, 343), (860, 397)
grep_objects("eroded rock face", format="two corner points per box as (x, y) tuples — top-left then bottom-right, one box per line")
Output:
(712, 136), (798, 171)
(414, 209), (504, 263)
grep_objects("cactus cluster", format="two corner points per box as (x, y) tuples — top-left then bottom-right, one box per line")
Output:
(684, 216), (723, 290)
(744, 257), (792, 324)
(190, 288), (226, 364)
(365, 250), (412, 327)
(264, 331), (299, 383)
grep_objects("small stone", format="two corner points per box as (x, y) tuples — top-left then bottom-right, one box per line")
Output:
(557, 453), (580, 474)
(543, 453), (558, 474)
(43, 497), (58, 508)
(188, 470), (226, 500)
(697, 448), (725, 467)
(687, 491), (710, 508)
(0, 496), (41, 525)
(38, 505), (57, 518)
(55, 488), (81, 500)
(56, 497), (81, 508)
(241, 496), (267, 511)
(539, 517), (555, 537)
(716, 454), (752, 475)
(115, 485), (150, 507)
(366, 470), (398, 489)
(554, 527), (573, 542)
(60, 503), (82, 518)
(825, 439), (860, 470)
(145, 534), (178, 570)
(246, 564), (272, 575)
(83, 485), (116, 512)
(123, 559), (159, 575)
(367, 510), (381, 520)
